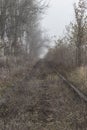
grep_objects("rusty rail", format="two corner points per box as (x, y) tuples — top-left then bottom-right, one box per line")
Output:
(58, 72), (87, 102)
(47, 61), (87, 102)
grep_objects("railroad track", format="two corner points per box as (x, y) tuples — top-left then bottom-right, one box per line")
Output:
(30, 60), (87, 103)
(47, 61), (87, 103)
(1, 60), (87, 106)
(57, 72), (87, 102)
(0, 60), (87, 129)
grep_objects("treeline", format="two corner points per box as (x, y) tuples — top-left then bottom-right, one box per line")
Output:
(0, 0), (46, 61)
(46, 0), (87, 70)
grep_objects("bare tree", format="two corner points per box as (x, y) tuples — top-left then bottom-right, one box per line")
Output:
(74, 0), (87, 66)
(0, 0), (46, 60)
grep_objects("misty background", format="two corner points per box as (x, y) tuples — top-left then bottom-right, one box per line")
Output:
(42, 0), (78, 37)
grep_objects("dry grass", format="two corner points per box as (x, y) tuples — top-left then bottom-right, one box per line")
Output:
(0, 56), (35, 96)
(0, 60), (87, 129)
(68, 66), (87, 94)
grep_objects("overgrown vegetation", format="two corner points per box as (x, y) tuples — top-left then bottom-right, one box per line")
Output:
(0, 0), (87, 129)
(45, 0), (87, 93)
(0, 0), (48, 91)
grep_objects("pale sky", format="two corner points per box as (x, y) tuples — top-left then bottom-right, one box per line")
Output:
(42, 0), (78, 37)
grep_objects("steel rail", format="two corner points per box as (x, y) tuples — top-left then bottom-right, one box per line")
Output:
(46, 61), (87, 102)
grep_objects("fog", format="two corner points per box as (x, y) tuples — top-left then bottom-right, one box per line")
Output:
(42, 0), (78, 37)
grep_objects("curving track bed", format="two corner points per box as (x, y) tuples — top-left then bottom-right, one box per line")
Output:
(0, 60), (87, 130)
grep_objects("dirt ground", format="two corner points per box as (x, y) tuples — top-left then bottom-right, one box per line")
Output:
(0, 61), (87, 130)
